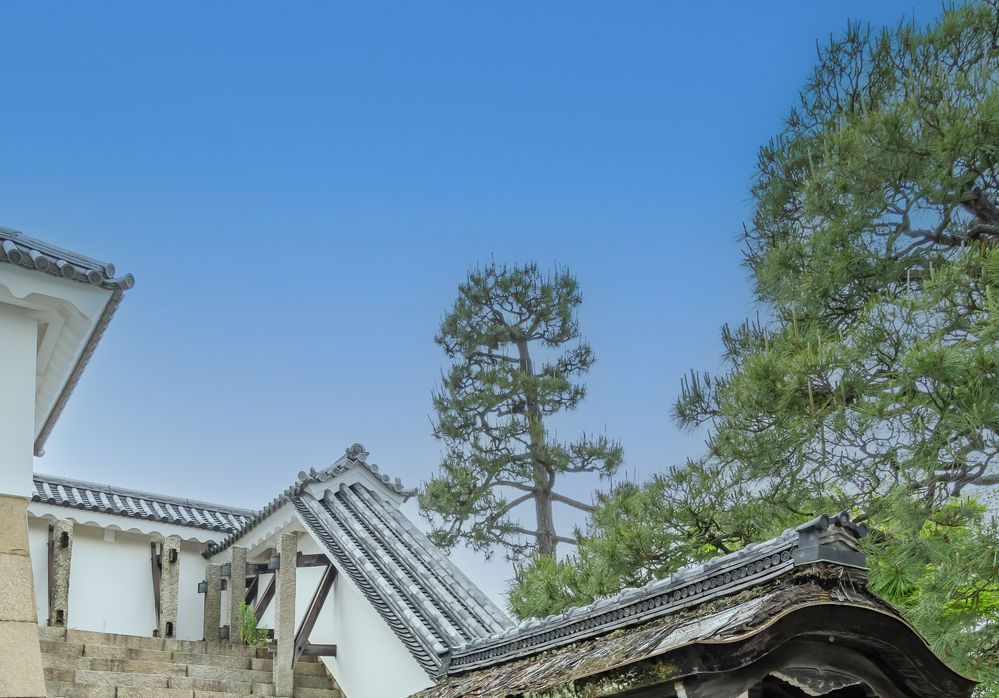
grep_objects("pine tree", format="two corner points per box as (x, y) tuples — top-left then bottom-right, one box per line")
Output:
(510, 2), (999, 691)
(420, 263), (622, 559)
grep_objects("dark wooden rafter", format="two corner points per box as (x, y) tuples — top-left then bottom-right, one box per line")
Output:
(150, 543), (162, 634)
(297, 552), (329, 568)
(245, 575), (259, 606)
(253, 574), (276, 619)
(294, 562), (338, 664)
(300, 644), (337, 658)
(47, 525), (56, 615)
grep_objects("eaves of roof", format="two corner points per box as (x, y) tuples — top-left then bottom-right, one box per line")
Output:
(0, 227), (136, 456)
(32, 473), (253, 533)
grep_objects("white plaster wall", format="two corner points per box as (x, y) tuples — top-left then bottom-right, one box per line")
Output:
(249, 532), (431, 698)
(0, 306), (37, 498)
(322, 565), (433, 698)
(29, 519), (210, 640)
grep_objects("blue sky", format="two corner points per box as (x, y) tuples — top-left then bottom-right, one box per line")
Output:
(1, 1), (943, 602)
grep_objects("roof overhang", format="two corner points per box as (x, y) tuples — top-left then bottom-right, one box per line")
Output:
(0, 229), (134, 456)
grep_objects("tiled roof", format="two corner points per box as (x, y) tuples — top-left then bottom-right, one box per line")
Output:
(0, 227), (134, 290)
(204, 443), (416, 558)
(294, 483), (514, 676)
(32, 473), (253, 533)
(442, 512), (868, 674)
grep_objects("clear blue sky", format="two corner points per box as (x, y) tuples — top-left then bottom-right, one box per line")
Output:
(1, 2), (942, 601)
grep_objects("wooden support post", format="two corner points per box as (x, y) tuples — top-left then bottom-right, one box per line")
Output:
(203, 563), (222, 642)
(294, 562), (336, 664)
(273, 533), (297, 697)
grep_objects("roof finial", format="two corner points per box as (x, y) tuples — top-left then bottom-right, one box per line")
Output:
(345, 443), (369, 462)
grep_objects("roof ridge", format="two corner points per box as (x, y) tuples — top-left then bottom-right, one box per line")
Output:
(0, 227), (134, 290)
(203, 442), (414, 558)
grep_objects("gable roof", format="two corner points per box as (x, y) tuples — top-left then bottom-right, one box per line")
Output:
(294, 483), (513, 675)
(32, 473), (252, 533)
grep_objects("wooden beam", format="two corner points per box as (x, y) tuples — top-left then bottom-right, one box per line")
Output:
(47, 526), (55, 615)
(253, 573), (276, 619)
(296, 552), (329, 568)
(245, 575), (259, 606)
(300, 643), (337, 658)
(293, 563), (337, 664)
(150, 543), (162, 635)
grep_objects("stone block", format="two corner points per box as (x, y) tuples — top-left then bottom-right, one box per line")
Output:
(39, 638), (82, 657)
(68, 628), (165, 650)
(0, 495), (29, 555)
(168, 677), (254, 693)
(159, 535), (182, 639)
(48, 519), (73, 627)
(274, 532), (297, 697)
(0, 619), (47, 697)
(186, 664), (272, 683)
(41, 682), (115, 698)
(38, 625), (68, 642)
(172, 651), (251, 670)
(202, 563), (222, 643)
(117, 689), (194, 698)
(227, 546), (247, 635)
(75, 669), (169, 688)
(42, 666), (75, 683)
(0, 552), (39, 622)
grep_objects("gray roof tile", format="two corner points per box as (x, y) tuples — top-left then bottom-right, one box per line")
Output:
(32, 473), (253, 534)
(0, 227), (134, 290)
(294, 483), (514, 676)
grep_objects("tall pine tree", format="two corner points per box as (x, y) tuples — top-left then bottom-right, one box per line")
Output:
(420, 263), (622, 559)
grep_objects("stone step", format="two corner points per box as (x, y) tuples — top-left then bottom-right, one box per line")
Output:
(74, 669), (170, 688)
(43, 654), (188, 675)
(117, 689), (194, 698)
(39, 626), (343, 698)
(186, 664), (273, 684)
(292, 661), (326, 677)
(44, 680), (115, 698)
(167, 676), (255, 693)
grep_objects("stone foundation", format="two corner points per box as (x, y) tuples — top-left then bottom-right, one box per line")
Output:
(0, 494), (46, 697)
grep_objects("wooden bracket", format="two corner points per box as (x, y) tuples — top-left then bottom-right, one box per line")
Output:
(293, 562), (337, 664)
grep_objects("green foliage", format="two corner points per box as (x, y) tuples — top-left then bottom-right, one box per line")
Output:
(237, 602), (269, 647)
(421, 263), (622, 559)
(510, 2), (999, 692)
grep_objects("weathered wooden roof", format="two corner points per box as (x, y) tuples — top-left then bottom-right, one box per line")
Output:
(445, 513), (866, 673)
(411, 514), (976, 698)
(414, 569), (974, 698)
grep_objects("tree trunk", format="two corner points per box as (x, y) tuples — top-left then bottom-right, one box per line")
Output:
(533, 478), (557, 557)
(516, 337), (560, 557)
